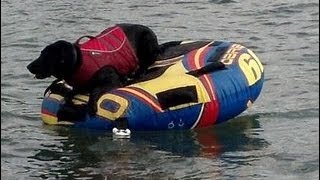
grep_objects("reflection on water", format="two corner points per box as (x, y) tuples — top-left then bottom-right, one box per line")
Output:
(28, 115), (268, 179)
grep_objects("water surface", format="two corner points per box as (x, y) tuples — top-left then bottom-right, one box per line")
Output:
(1, 0), (319, 179)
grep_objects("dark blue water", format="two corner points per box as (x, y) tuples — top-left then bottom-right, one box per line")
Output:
(1, 0), (319, 179)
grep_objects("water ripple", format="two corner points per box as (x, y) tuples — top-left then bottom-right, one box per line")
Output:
(1, 0), (319, 179)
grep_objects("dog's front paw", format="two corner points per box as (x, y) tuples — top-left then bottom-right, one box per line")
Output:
(57, 104), (88, 122)
(44, 80), (72, 96)
(87, 88), (108, 116)
(87, 98), (98, 116)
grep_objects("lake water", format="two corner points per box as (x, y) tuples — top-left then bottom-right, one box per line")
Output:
(1, 0), (319, 179)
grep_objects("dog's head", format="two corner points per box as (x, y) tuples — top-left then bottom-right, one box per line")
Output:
(27, 40), (78, 79)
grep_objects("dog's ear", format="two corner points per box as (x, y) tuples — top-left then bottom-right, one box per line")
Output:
(48, 40), (78, 78)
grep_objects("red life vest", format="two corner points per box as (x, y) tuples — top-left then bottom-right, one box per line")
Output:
(67, 26), (138, 87)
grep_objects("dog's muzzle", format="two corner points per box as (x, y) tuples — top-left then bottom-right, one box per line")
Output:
(27, 61), (51, 79)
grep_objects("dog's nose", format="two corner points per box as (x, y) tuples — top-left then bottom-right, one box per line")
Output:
(27, 62), (33, 72)
(27, 63), (31, 70)
(27, 61), (38, 74)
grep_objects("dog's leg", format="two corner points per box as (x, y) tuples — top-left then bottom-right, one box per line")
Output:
(43, 79), (87, 122)
(87, 87), (108, 116)
(55, 85), (90, 122)
(87, 67), (123, 115)
(57, 67), (123, 121)
(87, 83), (123, 116)
(119, 24), (161, 78)
(56, 88), (91, 122)
(57, 103), (88, 121)
(44, 79), (72, 96)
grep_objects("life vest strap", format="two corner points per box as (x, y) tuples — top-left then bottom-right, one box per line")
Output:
(75, 35), (95, 45)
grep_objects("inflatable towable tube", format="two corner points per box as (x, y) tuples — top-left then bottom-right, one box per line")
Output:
(41, 41), (264, 131)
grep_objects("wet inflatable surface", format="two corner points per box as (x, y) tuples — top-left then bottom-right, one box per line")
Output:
(41, 41), (264, 131)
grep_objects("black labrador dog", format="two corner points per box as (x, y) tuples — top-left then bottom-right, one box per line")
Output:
(27, 23), (163, 121)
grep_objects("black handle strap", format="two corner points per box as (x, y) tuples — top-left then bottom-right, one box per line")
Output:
(186, 61), (226, 77)
(74, 35), (95, 45)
